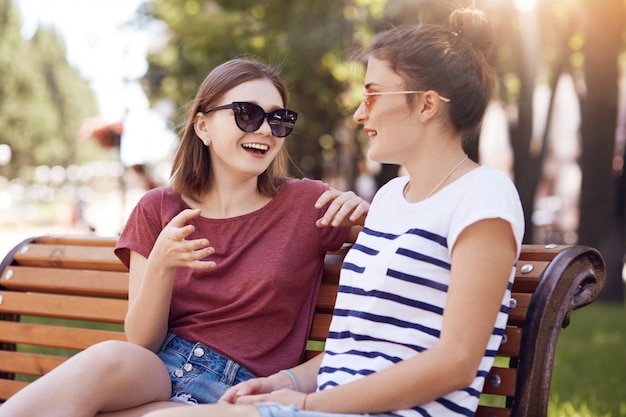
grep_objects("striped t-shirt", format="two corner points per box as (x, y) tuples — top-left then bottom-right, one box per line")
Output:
(317, 166), (525, 417)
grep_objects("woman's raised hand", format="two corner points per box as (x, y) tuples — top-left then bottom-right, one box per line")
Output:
(150, 208), (216, 269)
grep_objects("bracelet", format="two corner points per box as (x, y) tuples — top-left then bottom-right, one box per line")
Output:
(279, 369), (301, 392)
(302, 393), (310, 410)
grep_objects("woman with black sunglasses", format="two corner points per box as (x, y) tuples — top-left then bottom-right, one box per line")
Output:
(0, 58), (368, 417)
(143, 6), (525, 417)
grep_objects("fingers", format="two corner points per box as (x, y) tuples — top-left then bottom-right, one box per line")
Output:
(179, 240), (216, 269)
(165, 209), (202, 239)
(151, 209), (217, 269)
(316, 188), (369, 228)
(314, 186), (337, 210)
(234, 389), (305, 408)
(218, 379), (267, 404)
(218, 387), (242, 404)
(168, 208), (202, 227)
(234, 393), (271, 405)
(151, 239), (215, 270)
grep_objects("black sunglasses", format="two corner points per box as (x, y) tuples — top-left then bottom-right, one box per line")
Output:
(203, 102), (298, 138)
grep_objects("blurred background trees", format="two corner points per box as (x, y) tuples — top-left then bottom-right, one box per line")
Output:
(0, 0), (103, 177)
(0, 0), (624, 303)
(140, 0), (384, 185)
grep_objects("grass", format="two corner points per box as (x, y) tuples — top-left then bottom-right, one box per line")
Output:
(549, 302), (626, 417)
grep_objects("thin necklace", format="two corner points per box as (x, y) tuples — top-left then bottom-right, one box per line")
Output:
(404, 154), (469, 200)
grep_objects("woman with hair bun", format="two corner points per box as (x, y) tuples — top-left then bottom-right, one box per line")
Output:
(146, 7), (524, 417)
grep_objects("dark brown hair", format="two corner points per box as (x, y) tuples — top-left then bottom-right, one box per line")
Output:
(362, 7), (496, 135)
(170, 57), (291, 201)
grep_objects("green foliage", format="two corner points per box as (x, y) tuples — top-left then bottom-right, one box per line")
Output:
(550, 303), (626, 416)
(30, 28), (99, 165)
(0, 0), (99, 177)
(142, 0), (385, 179)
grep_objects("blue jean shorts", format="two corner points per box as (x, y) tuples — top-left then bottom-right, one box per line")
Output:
(157, 332), (256, 405)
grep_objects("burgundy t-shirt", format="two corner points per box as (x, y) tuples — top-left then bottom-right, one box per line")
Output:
(114, 179), (349, 376)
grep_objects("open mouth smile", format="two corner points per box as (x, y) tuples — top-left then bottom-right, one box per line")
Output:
(242, 143), (269, 155)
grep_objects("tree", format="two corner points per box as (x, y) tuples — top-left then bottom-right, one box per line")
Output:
(0, 0), (49, 175)
(484, 0), (625, 303)
(492, 1), (543, 245)
(29, 27), (99, 166)
(0, 0), (99, 178)
(578, 0), (625, 303)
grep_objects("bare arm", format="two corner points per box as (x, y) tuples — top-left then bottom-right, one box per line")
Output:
(124, 209), (216, 351)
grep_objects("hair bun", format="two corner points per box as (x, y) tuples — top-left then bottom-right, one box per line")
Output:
(449, 8), (494, 57)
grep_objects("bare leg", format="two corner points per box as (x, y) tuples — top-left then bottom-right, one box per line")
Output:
(144, 404), (261, 417)
(96, 401), (185, 417)
(0, 340), (171, 417)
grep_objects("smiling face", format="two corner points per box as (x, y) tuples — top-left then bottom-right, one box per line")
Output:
(195, 79), (287, 181)
(353, 57), (423, 166)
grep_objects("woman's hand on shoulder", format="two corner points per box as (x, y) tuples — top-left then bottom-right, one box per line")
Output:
(150, 208), (216, 270)
(315, 186), (369, 228)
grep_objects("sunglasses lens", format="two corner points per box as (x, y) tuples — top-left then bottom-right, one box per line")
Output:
(234, 103), (265, 133)
(267, 109), (297, 137)
(232, 102), (297, 137)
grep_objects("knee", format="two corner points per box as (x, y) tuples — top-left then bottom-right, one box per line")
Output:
(72, 340), (141, 374)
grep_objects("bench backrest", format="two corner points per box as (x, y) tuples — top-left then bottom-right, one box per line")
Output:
(0, 236), (605, 417)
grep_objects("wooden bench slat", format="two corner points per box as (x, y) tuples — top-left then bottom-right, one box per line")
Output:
(475, 405), (512, 417)
(0, 321), (125, 350)
(0, 379), (27, 402)
(308, 313), (333, 341)
(321, 248), (347, 285)
(1, 266), (128, 298)
(512, 260), (548, 293)
(316, 284), (338, 313)
(482, 367), (517, 397)
(0, 350), (66, 377)
(498, 327), (522, 358)
(12, 244), (127, 272)
(507, 293), (531, 326)
(34, 235), (118, 247)
(517, 245), (563, 262)
(303, 350), (322, 361)
(0, 292), (127, 323)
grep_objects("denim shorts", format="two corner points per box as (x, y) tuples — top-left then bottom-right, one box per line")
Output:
(158, 332), (256, 405)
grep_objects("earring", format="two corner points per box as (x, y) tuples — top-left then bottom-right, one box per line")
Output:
(419, 115), (425, 122)
(203, 137), (211, 146)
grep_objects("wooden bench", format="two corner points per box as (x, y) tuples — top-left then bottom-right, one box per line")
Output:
(0, 235), (606, 417)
